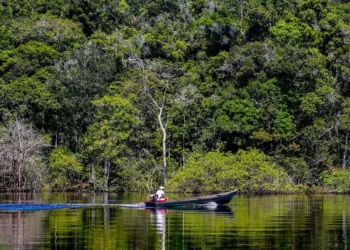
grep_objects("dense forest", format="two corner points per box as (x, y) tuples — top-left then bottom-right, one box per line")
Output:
(1, 0), (350, 193)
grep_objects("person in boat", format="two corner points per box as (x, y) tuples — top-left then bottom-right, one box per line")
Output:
(150, 186), (168, 202)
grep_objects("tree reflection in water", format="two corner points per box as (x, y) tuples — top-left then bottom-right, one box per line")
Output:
(0, 194), (350, 249)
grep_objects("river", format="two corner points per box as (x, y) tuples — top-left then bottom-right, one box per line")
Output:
(0, 192), (349, 249)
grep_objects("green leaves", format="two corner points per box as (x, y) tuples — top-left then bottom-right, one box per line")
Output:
(0, 69), (60, 126)
(9, 14), (85, 52)
(1, 0), (350, 192)
(48, 146), (83, 190)
(167, 149), (290, 193)
(273, 109), (296, 140)
(0, 41), (58, 80)
(300, 92), (324, 116)
(216, 99), (262, 134)
(271, 14), (320, 46)
(84, 94), (140, 161)
(340, 98), (350, 130)
(320, 169), (350, 192)
(49, 146), (83, 174)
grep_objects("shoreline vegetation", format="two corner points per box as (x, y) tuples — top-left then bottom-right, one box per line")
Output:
(1, 0), (350, 194)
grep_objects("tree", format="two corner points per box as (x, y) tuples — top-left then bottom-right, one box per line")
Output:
(173, 84), (199, 167)
(65, 0), (131, 35)
(0, 119), (49, 190)
(83, 94), (140, 191)
(131, 60), (179, 185)
(9, 14), (85, 52)
(340, 98), (350, 170)
(48, 146), (83, 190)
(54, 33), (122, 151)
(0, 41), (59, 81)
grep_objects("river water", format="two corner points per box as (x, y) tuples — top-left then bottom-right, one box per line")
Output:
(0, 193), (349, 249)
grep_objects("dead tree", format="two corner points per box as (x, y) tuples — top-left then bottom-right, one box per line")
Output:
(0, 119), (48, 190)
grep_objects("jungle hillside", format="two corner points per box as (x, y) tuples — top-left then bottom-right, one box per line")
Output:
(1, 0), (350, 193)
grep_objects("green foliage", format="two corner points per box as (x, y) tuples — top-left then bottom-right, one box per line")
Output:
(49, 146), (83, 190)
(9, 14), (85, 52)
(0, 41), (59, 81)
(273, 109), (296, 140)
(167, 149), (290, 193)
(82, 94), (142, 190)
(271, 13), (322, 46)
(0, 0), (68, 19)
(84, 94), (140, 160)
(110, 157), (162, 192)
(320, 169), (350, 193)
(300, 92), (323, 116)
(65, 0), (132, 35)
(216, 99), (262, 134)
(49, 146), (83, 173)
(0, 0), (350, 192)
(0, 26), (12, 51)
(280, 157), (309, 185)
(300, 85), (335, 116)
(0, 69), (60, 128)
(340, 98), (350, 130)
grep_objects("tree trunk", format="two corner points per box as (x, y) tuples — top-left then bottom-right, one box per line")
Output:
(16, 119), (22, 191)
(92, 163), (96, 191)
(18, 169), (21, 191)
(158, 108), (167, 184)
(239, 0), (245, 36)
(182, 115), (185, 168)
(0, 120), (48, 191)
(142, 75), (169, 185)
(343, 129), (349, 170)
(55, 130), (58, 148)
(103, 160), (110, 191)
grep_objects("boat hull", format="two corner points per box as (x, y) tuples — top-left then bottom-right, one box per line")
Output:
(144, 190), (237, 208)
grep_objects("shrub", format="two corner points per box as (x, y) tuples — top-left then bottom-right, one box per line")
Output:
(320, 169), (350, 193)
(167, 149), (290, 193)
(49, 146), (83, 190)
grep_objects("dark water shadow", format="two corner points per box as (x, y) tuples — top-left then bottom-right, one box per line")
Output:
(145, 205), (233, 215)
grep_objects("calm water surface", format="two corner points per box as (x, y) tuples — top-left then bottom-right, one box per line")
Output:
(0, 193), (349, 249)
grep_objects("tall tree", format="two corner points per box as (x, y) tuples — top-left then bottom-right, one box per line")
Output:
(340, 98), (350, 170)
(83, 94), (140, 190)
(127, 60), (179, 184)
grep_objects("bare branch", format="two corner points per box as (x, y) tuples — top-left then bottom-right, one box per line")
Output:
(0, 120), (49, 190)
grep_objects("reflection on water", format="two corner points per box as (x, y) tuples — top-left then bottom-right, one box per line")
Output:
(0, 211), (46, 250)
(147, 206), (233, 250)
(1, 194), (350, 249)
(150, 209), (167, 250)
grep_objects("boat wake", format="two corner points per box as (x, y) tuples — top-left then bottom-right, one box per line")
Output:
(0, 202), (233, 215)
(0, 203), (88, 211)
(0, 203), (146, 211)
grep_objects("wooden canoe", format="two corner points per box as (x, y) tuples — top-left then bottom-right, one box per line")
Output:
(144, 190), (237, 208)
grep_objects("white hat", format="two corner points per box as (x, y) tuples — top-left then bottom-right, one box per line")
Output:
(159, 186), (164, 190)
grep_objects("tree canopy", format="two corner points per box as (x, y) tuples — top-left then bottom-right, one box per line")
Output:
(1, 0), (350, 193)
